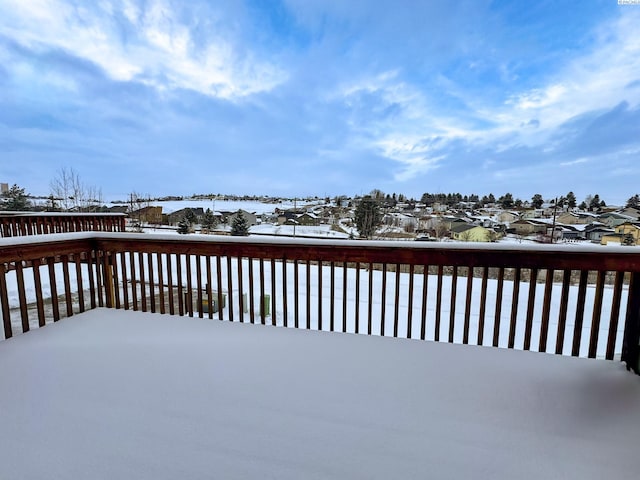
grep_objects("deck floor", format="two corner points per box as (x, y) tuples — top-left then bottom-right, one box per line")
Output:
(1, 308), (639, 479)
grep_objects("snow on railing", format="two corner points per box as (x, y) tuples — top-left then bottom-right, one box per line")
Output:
(1, 232), (639, 373)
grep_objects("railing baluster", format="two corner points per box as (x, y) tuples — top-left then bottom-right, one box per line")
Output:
(394, 264), (401, 338)
(205, 256), (212, 319)
(76, 254), (85, 313)
(15, 262), (29, 331)
(367, 262), (373, 336)
(178, 254), (185, 316)
(306, 260), (311, 329)
(524, 268), (538, 351)
(62, 256), (73, 317)
(539, 269), (554, 353)
(282, 258), (288, 328)
(463, 267), (473, 344)
(508, 267), (521, 349)
(196, 255), (203, 319)
(167, 254), (175, 316)
(157, 253), (165, 315)
(317, 261), (323, 330)
(227, 256), (234, 321)
(622, 272), (640, 374)
(420, 265), (428, 341)
(248, 257), (255, 323)
(259, 258), (265, 324)
(449, 266), (458, 343)
(477, 267), (488, 345)
(342, 262), (347, 333)
(47, 257), (61, 320)
(138, 252), (147, 312)
(128, 251), (137, 311)
(435, 265), (443, 342)
(330, 262), (335, 332)
(33, 260), (45, 327)
(381, 263), (387, 336)
(87, 250), (96, 309)
(355, 262), (361, 335)
(293, 259), (299, 328)
(271, 258), (276, 326)
(606, 271), (624, 360)
(572, 270), (589, 357)
(215, 255), (222, 320)
(588, 271), (606, 359)
(0, 263), (11, 339)
(237, 256), (244, 322)
(407, 264), (414, 339)
(555, 270), (571, 355)
(119, 252), (128, 311)
(186, 254), (193, 317)
(492, 267), (504, 347)
(147, 251), (155, 313)
(111, 252), (120, 310)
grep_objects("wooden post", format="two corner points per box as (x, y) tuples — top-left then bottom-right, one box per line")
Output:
(622, 272), (640, 375)
(103, 252), (116, 308)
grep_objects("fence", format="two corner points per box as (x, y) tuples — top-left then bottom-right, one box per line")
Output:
(0, 213), (127, 237)
(1, 233), (639, 373)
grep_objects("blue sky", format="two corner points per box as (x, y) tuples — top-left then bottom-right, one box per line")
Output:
(1, 0), (639, 204)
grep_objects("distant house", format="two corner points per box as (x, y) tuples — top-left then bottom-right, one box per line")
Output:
(225, 209), (258, 227)
(130, 206), (162, 224)
(167, 208), (205, 226)
(599, 212), (636, 228)
(614, 222), (640, 245)
(584, 223), (614, 242)
(555, 212), (597, 225)
(617, 207), (640, 220)
(450, 224), (490, 242)
(383, 212), (417, 230)
(296, 213), (320, 226)
(496, 211), (519, 224)
(509, 219), (547, 236)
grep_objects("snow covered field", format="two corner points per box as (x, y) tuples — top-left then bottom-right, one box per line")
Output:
(4, 253), (628, 358)
(1, 308), (638, 479)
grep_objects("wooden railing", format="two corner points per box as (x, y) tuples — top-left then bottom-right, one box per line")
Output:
(1, 233), (639, 373)
(0, 213), (127, 237)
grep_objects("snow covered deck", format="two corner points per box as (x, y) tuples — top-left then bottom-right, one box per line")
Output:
(1, 308), (639, 479)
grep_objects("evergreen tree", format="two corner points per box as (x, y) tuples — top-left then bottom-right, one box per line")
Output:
(201, 208), (217, 232)
(177, 217), (190, 234)
(622, 233), (635, 246)
(566, 191), (577, 209)
(1, 184), (31, 211)
(531, 194), (544, 209)
(498, 193), (514, 209)
(184, 208), (197, 225)
(626, 194), (640, 209)
(355, 196), (382, 239)
(588, 194), (602, 212)
(578, 201), (588, 210)
(231, 210), (250, 236)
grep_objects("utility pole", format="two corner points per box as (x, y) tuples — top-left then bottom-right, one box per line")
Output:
(551, 197), (558, 243)
(293, 197), (297, 237)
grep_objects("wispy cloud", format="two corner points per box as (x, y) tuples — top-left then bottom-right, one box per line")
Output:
(0, 0), (287, 99)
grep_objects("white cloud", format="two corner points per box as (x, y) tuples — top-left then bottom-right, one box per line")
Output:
(0, 0), (287, 99)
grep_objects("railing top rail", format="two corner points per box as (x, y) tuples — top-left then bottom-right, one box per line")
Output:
(1, 232), (640, 272)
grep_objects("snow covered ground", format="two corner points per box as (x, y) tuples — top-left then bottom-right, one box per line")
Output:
(1, 308), (638, 479)
(116, 199), (298, 215)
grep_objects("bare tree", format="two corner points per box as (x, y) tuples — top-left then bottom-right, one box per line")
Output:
(50, 167), (101, 212)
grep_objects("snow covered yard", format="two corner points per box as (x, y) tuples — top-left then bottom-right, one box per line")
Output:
(0, 308), (638, 479)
